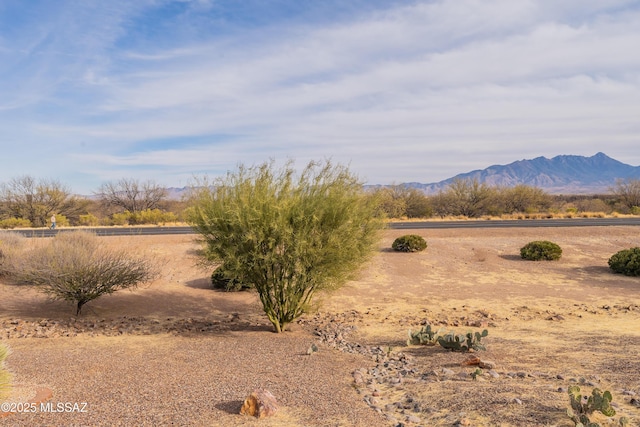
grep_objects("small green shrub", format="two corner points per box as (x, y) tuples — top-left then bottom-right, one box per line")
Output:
(79, 214), (100, 226)
(0, 218), (32, 229)
(392, 234), (427, 252)
(0, 342), (11, 401)
(129, 209), (178, 225)
(211, 265), (250, 291)
(520, 240), (562, 261)
(111, 212), (130, 226)
(608, 247), (640, 276)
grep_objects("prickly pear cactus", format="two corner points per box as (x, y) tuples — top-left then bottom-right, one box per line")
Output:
(407, 324), (444, 346)
(466, 329), (489, 351)
(437, 329), (488, 352)
(567, 386), (627, 427)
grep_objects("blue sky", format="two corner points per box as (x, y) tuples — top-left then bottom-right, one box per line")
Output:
(1, 0), (639, 194)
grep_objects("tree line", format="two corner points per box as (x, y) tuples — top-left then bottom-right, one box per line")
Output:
(1, 174), (639, 228)
(372, 178), (640, 219)
(0, 176), (186, 228)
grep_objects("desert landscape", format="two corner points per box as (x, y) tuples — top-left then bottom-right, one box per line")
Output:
(1, 225), (640, 426)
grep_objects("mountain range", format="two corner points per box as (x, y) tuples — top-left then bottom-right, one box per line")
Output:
(163, 153), (640, 198)
(404, 152), (640, 195)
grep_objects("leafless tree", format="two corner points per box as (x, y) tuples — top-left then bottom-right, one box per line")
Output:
(611, 178), (640, 210)
(95, 178), (168, 213)
(0, 176), (87, 227)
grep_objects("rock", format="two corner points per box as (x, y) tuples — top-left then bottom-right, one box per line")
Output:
(384, 413), (398, 423)
(461, 355), (481, 366)
(478, 360), (496, 369)
(487, 370), (500, 379)
(352, 370), (364, 385)
(405, 414), (421, 423)
(239, 389), (279, 418)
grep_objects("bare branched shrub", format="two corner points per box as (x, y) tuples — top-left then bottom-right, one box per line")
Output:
(11, 231), (159, 315)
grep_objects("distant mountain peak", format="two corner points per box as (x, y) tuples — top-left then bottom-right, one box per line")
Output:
(409, 153), (640, 195)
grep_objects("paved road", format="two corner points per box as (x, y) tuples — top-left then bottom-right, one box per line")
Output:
(390, 217), (640, 229)
(4, 217), (640, 238)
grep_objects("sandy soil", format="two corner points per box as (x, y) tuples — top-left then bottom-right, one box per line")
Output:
(1, 226), (640, 426)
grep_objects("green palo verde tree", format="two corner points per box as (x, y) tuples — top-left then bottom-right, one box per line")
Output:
(188, 160), (385, 333)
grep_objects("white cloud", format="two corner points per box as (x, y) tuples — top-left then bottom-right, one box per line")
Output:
(0, 0), (639, 193)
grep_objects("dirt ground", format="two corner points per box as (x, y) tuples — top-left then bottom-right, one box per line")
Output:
(1, 226), (640, 426)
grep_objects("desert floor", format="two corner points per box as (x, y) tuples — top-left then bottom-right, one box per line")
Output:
(1, 225), (639, 426)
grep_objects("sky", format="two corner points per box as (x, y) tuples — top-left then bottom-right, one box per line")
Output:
(1, 0), (640, 194)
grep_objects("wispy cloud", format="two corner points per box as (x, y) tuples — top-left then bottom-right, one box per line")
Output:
(1, 0), (639, 193)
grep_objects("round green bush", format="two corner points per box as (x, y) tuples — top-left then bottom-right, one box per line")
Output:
(608, 247), (640, 276)
(520, 240), (562, 261)
(392, 234), (427, 252)
(211, 265), (250, 291)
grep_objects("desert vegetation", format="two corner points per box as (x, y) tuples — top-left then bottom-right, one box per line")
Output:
(520, 240), (563, 261)
(3, 231), (159, 315)
(370, 178), (640, 220)
(1, 176), (639, 228)
(567, 386), (629, 427)
(391, 234), (428, 252)
(608, 247), (640, 276)
(187, 160), (384, 332)
(0, 342), (10, 401)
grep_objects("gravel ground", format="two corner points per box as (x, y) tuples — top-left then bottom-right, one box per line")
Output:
(3, 328), (386, 427)
(3, 227), (640, 426)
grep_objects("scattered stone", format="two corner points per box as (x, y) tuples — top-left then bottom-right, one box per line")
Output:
(352, 370), (364, 385)
(512, 398), (523, 405)
(478, 360), (496, 369)
(405, 414), (421, 423)
(461, 355), (481, 366)
(487, 370), (500, 379)
(239, 389), (279, 418)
